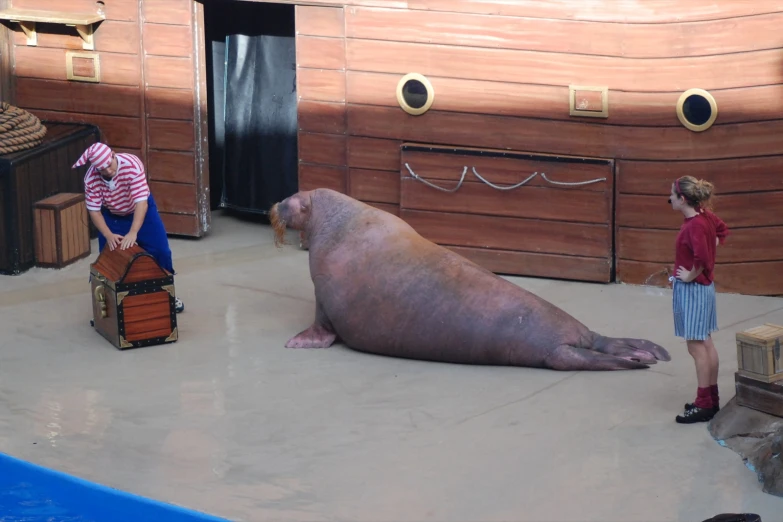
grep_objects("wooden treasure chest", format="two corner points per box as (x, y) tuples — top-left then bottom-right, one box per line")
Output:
(736, 323), (783, 383)
(89, 244), (178, 350)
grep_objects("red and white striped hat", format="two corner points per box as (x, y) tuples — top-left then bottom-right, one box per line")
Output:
(72, 142), (113, 171)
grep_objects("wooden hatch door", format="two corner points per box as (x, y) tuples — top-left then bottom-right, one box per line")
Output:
(399, 144), (616, 283)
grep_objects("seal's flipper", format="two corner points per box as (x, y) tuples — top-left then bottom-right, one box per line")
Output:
(285, 324), (336, 348)
(590, 334), (671, 363)
(545, 345), (650, 371)
(285, 300), (337, 349)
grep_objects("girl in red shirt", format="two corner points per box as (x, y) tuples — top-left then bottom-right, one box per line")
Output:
(668, 176), (728, 424)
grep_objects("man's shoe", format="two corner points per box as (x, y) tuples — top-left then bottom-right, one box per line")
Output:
(174, 297), (184, 313)
(676, 404), (715, 424)
(702, 514), (762, 522)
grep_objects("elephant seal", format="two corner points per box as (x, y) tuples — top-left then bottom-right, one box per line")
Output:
(269, 188), (671, 371)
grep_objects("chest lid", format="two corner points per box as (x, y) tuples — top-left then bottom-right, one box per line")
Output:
(90, 244), (170, 290)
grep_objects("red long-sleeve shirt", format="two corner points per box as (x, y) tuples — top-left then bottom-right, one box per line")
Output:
(674, 210), (729, 285)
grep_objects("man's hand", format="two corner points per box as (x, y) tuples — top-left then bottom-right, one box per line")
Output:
(119, 231), (138, 250)
(106, 232), (124, 251)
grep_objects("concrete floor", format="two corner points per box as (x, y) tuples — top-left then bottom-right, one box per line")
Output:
(1, 210), (782, 522)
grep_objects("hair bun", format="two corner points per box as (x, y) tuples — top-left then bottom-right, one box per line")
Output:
(694, 179), (714, 202)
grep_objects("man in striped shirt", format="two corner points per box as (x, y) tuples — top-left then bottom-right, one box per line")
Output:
(74, 142), (184, 313)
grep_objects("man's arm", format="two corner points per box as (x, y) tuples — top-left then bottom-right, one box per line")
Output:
(89, 210), (123, 251)
(119, 160), (151, 250)
(128, 199), (148, 236)
(119, 200), (148, 250)
(88, 210), (111, 238)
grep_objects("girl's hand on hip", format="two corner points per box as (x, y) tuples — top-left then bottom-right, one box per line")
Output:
(675, 266), (692, 282)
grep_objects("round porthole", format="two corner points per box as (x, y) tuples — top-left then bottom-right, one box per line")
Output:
(396, 73), (434, 116)
(676, 88), (718, 132)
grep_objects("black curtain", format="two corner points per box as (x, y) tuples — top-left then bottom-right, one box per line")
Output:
(205, 1), (298, 214)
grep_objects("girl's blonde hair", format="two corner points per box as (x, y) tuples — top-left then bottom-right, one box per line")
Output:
(674, 175), (714, 210)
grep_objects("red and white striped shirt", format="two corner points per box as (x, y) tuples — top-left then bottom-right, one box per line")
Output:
(84, 153), (150, 215)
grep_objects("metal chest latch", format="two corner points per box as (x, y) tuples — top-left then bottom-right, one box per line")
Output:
(94, 275), (108, 318)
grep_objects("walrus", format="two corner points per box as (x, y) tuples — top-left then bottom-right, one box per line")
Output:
(269, 188), (671, 371)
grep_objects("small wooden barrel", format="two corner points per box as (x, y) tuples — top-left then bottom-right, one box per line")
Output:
(736, 323), (783, 383)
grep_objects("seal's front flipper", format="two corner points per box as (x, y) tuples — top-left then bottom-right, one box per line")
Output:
(590, 334), (671, 363)
(285, 300), (337, 349)
(285, 324), (336, 348)
(544, 344), (650, 371)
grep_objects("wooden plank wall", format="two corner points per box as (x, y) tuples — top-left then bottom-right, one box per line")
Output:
(398, 147), (616, 282)
(7, 0), (206, 237)
(292, 0), (783, 295)
(142, 0), (205, 236)
(295, 6), (348, 196)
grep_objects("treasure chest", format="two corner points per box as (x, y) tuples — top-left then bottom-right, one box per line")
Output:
(89, 244), (178, 350)
(736, 323), (783, 383)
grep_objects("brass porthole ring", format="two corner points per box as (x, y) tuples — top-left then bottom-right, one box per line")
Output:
(676, 88), (718, 132)
(396, 73), (434, 116)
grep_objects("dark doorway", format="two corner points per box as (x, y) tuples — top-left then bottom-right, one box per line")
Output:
(203, 0), (298, 215)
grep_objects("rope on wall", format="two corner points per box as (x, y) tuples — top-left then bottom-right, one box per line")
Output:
(0, 102), (47, 155)
(405, 162), (607, 192)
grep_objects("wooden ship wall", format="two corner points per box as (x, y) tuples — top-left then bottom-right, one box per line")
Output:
(0, 0), (209, 238)
(2, 0), (783, 297)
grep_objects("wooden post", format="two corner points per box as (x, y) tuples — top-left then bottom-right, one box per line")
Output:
(0, 0), (13, 104)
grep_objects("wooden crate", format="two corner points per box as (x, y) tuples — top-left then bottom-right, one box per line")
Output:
(736, 323), (783, 383)
(0, 122), (100, 274)
(90, 244), (178, 350)
(735, 371), (783, 418)
(33, 192), (91, 268)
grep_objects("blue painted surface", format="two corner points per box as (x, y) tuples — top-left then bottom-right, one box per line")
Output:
(0, 452), (230, 522)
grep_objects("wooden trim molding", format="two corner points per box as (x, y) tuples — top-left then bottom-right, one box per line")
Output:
(192, 0), (210, 236)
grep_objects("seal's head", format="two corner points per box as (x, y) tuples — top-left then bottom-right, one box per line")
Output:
(270, 190), (314, 248)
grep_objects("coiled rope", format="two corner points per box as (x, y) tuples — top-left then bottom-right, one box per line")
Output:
(0, 102), (47, 155)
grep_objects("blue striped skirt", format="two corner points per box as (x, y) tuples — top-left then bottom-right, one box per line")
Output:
(672, 279), (718, 341)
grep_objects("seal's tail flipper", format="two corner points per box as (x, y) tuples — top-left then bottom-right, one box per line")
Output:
(545, 345), (650, 370)
(590, 335), (672, 363)
(285, 323), (337, 349)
